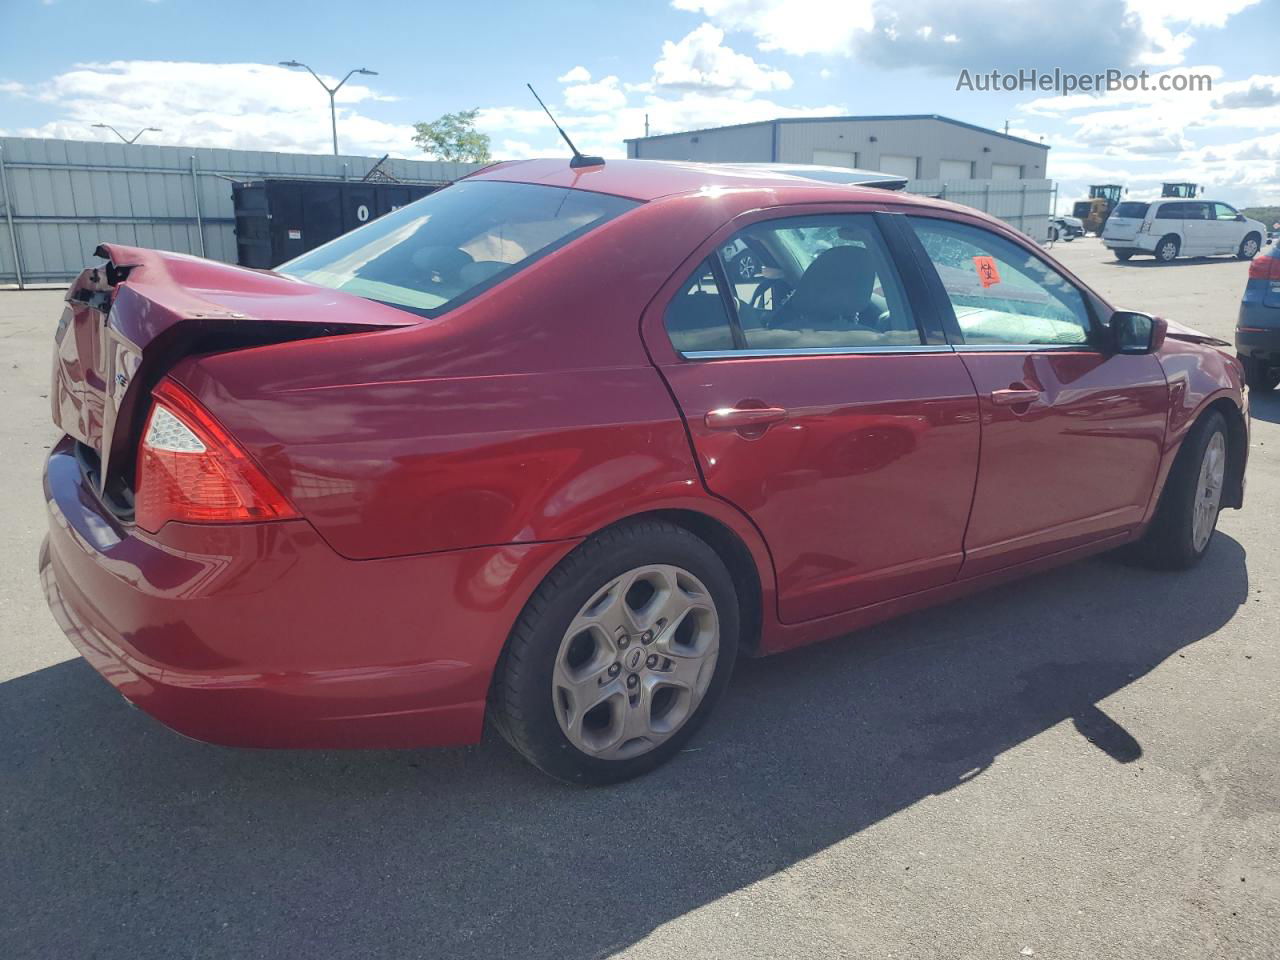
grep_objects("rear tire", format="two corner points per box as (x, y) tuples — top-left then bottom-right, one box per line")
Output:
(490, 519), (739, 785)
(1115, 250), (1134, 262)
(1157, 235), (1181, 262)
(1242, 355), (1280, 392)
(1238, 233), (1262, 260)
(1124, 411), (1228, 570)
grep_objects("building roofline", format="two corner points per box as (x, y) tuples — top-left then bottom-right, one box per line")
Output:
(625, 114), (1049, 150)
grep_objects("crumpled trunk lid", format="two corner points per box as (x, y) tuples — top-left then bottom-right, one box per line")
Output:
(51, 243), (415, 494)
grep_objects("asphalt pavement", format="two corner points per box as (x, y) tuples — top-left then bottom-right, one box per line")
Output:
(1, 238), (1277, 959)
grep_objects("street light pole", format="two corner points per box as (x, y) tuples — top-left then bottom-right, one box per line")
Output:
(279, 60), (379, 155)
(92, 124), (162, 144)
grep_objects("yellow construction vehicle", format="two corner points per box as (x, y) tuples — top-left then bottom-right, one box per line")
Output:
(1071, 184), (1126, 235)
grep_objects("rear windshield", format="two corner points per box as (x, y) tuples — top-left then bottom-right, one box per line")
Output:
(1113, 202), (1150, 219)
(277, 180), (639, 318)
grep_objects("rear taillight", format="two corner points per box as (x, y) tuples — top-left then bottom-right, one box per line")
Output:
(135, 378), (298, 533)
(1248, 252), (1280, 281)
(1139, 219), (1153, 234)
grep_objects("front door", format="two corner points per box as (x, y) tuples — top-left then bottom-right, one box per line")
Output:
(905, 215), (1168, 577)
(648, 211), (980, 623)
(1212, 202), (1245, 254)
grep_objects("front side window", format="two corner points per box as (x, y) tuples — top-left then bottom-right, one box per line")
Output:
(278, 180), (639, 318)
(1214, 202), (1240, 221)
(716, 214), (921, 351)
(908, 217), (1093, 346)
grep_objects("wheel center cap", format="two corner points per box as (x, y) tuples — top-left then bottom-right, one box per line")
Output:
(625, 647), (645, 671)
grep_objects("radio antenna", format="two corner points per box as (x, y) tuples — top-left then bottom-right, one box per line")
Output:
(526, 83), (604, 169)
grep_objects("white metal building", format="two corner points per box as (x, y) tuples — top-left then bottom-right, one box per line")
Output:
(625, 114), (1048, 179)
(625, 115), (1053, 238)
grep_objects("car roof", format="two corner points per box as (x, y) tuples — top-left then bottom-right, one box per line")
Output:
(464, 157), (937, 206)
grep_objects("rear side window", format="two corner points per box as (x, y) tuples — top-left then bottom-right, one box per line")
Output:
(278, 181), (639, 318)
(664, 259), (737, 353)
(1114, 202), (1150, 219)
(908, 217), (1093, 346)
(1154, 202), (1184, 220)
(1182, 202), (1211, 220)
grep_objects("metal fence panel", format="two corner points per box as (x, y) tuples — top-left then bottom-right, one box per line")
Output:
(0, 137), (482, 286)
(905, 178), (1054, 242)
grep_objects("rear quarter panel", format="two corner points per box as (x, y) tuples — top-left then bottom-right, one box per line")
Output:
(174, 192), (753, 560)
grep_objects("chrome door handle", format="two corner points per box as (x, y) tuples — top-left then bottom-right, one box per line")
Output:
(990, 387), (1041, 406)
(704, 406), (789, 430)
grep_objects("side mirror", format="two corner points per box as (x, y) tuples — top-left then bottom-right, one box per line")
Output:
(1236, 214), (1246, 222)
(1110, 311), (1167, 354)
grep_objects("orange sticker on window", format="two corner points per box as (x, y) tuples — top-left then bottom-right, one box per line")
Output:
(973, 255), (1001, 288)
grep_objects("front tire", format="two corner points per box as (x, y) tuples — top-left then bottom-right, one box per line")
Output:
(1238, 233), (1262, 260)
(490, 519), (739, 784)
(1125, 411), (1228, 569)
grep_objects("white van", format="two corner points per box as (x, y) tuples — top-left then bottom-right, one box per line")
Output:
(1103, 199), (1266, 263)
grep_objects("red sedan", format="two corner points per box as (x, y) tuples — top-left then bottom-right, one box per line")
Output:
(41, 159), (1248, 784)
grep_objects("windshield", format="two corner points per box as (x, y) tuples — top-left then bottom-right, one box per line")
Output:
(1113, 202), (1150, 218)
(277, 180), (639, 318)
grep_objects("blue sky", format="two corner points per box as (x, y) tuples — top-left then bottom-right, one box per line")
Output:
(2, 0), (1278, 208)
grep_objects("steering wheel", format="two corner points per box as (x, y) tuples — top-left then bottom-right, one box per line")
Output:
(750, 278), (793, 315)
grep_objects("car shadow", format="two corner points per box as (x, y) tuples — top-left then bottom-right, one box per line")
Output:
(1247, 390), (1280, 424)
(0, 537), (1249, 960)
(1104, 256), (1245, 268)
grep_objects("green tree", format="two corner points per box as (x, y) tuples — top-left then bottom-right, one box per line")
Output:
(412, 108), (492, 163)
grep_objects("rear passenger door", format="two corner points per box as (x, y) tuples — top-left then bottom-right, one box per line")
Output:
(646, 210), (981, 624)
(1148, 202), (1185, 253)
(905, 215), (1168, 576)
(1178, 201), (1213, 255)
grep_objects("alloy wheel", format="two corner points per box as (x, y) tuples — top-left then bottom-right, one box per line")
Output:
(551, 564), (719, 760)
(1192, 431), (1226, 552)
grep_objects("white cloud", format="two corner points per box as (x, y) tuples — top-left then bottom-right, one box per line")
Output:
(672, 0), (875, 57)
(1213, 76), (1280, 109)
(499, 139), (541, 159)
(674, 0), (1263, 70)
(1020, 67), (1280, 139)
(2, 60), (409, 155)
(1025, 69), (1280, 207)
(1124, 0), (1264, 65)
(557, 66), (591, 84)
(563, 74), (627, 111)
(653, 23), (792, 94)
(477, 90), (843, 161)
